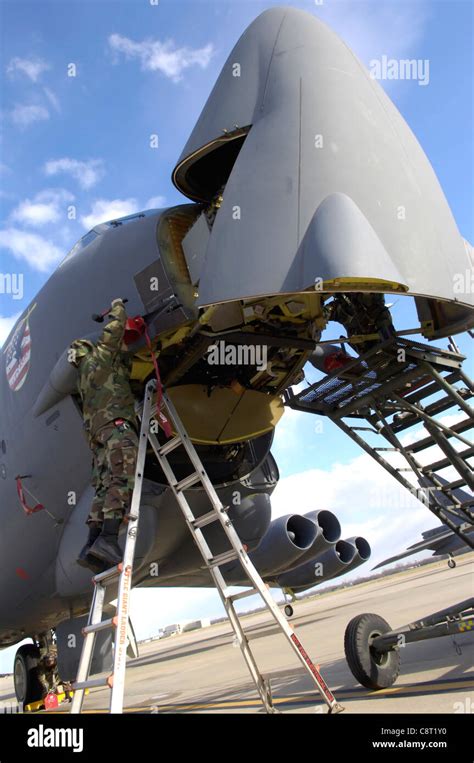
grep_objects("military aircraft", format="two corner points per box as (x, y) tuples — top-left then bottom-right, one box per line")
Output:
(374, 482), (474, 570)
(374, 523), (473, 570)
(1, 6), (473, 705)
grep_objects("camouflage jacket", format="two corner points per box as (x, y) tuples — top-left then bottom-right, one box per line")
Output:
(37, 663), (60, 696)
(76, 303), (137, 440)
(329, 293), (393, 336)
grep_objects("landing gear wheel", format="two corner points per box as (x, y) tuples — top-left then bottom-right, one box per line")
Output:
(344, 613), (400, 690)
(448, 557), (456, 569)
(14, 644), (43, 705)
(284, 605), (294, 618)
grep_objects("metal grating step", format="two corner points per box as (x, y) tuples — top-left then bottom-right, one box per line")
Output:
(285, 336), (473, 551)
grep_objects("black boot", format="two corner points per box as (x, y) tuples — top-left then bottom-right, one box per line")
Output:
(77, 524), (105, 572)
(88, 518), (123, 567)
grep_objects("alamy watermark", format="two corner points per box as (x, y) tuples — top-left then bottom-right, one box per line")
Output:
(206, 340), (268, 372)
(0, 700), (23, 713)
(369, 56), (430, 87)
(27, 725), (84, 753)
(0, 272), (23, 300)
(453, 269), (474, 295)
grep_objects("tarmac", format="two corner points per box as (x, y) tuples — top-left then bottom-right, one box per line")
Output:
(1, 554), (472, 714)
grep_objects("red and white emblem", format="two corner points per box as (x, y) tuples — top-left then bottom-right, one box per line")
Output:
(5, 317), (32, 391)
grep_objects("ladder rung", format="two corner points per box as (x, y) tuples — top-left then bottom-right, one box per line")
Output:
(407, 418), (473, 454)
(374, 447), (398, 451)
(175, 472), (202, 491)
(208, 549), (240, 568)
(422, 446), (474, 474)
(158, 435), (183, 456)
(93, 563), (123, 585)
(82, 617), (116, 635)
(227, 587), (259, 602)
(192, 510), (221, 529)
(399, 372), (463, 407)
(74, 676), (112, 691)
(73, 380), (343, 716)
(441, 478), (467, 492)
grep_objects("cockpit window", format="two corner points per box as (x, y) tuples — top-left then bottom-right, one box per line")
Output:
(59, 210), (153, 268)
(59, 229), (100, 267)
(101, 212), (146, 228)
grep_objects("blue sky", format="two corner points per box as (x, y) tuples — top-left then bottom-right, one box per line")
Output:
(0, 0), (472, 330)
(0, 0), (472, 669)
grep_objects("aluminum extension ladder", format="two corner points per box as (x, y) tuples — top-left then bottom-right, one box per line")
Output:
(71, 379), (343, 714)
(285, 336), (474, 548)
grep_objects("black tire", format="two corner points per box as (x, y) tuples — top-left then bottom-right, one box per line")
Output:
(14, 644), (43, 705)
(344, 613), (400, 690)
(448, 558), (456, 569)
(284, 605), (294, 618)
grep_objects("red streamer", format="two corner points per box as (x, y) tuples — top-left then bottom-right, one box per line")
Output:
(15, 476), (45, 516)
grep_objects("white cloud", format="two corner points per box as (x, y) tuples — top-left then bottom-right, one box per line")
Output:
(12, 201), (58, 227)
(10, 104), (49, 127)
(0, 312), (21, 348)
(145, 195), (166, 209)
(316, 1), (429, 70)
(80, 198), (140, 229)
(270, 406), (473, 576)
(0, 228), (63, 272)
(128, 449), (438, 639)
(130, 589), (224, 641)
(272, 404), (309, 453)
(6, 56), (50, 82)
(10, 189), (74, 228)
(108, 33), (214, 82)
(43, 87), (60, 112)
(269, 453), (434, 572)
(44, 158), (105, 190)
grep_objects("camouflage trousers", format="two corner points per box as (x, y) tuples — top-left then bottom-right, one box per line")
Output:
(87, 420), (139, 525)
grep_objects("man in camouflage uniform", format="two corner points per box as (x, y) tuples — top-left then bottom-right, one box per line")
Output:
(36, 652), (61, 699)
(37, 651), (72, 700)
(69, 298), (139, 571)
(328, 293), (395, 354)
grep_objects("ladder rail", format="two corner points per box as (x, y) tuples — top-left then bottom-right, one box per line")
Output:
(72, 379), (342, 714)
(370, 404), (474, 536)
(216, 576), (276, 713)
(332, 415), (474, 547)
(147, 418), (342, 711)
(390, 393), (473, 451)
(423, 362), (474, 419)
(421, 419), (473, 488)
(71, 381), (155, 714)
(70, 584), (106, 713)
(285, 335), (474, 549)
(109, 381), (155, 713)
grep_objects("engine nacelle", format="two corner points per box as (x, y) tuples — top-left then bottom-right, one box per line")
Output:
(275, 509), (341, 576)
(223, 513), (317, 582)
(275, 535), (371, 590)
(249, 513), (317, 575)
(288, 509), (341, 567)
(329, 536), (371, 580)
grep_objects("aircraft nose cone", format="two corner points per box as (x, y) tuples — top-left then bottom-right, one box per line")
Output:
(172, 6), (471, 313)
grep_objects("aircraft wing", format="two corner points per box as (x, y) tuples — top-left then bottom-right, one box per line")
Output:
(374, 477), (474, 569)
(372, 527), (457, 569)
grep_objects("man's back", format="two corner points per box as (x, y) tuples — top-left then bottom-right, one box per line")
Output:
(75, 301), (137, 438)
